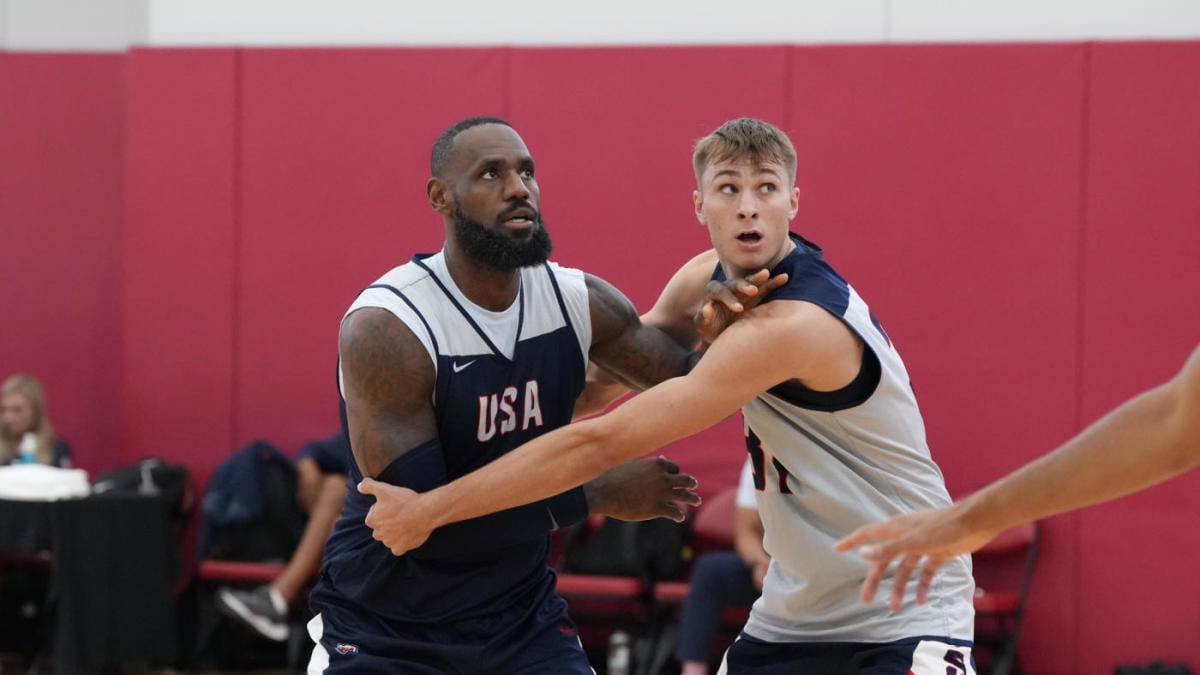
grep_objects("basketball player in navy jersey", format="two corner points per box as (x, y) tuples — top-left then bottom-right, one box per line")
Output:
(363, 118), (981, 674)
(837, 341), (1200, 611)
(308, 116), (780, 673)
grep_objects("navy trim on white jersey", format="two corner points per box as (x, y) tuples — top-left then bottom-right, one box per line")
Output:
(540, 262), (572, 319)
(768, 346), (881, 411)
(713, 233), (883, 412)
(365, 283), (440, 356)
(412, 254), (526, 362)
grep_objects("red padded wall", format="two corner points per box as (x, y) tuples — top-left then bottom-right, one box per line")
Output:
(122, 49), (238, 487)
(788, 43), (1087, 491)
(509, 46), (791, 497)
(235, 49), (507, 453)
(0, 53), (124, 473)
(7, 41), (1198, 673)
(787, 44), (1087, 671)
(1076, 41), (1200, 674)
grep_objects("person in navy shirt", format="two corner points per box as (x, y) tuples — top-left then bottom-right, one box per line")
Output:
(216, 432), (353, 642)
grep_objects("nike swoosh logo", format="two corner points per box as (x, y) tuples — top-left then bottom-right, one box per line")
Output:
(452, 360), (476, 373)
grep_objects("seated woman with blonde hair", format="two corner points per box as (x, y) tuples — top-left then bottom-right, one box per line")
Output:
(0, 374), (72, 467)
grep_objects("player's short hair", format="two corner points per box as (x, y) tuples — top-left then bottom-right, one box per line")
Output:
(431, 116), (512, 178)
(692, 117), (797, 186)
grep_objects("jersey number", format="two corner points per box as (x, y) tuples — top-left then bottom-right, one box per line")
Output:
(746, 430), (793, 494)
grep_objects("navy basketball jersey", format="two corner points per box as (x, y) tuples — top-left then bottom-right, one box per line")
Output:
(311, 251), (592, 625)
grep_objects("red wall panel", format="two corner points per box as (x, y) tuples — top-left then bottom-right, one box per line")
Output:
(1076, 41), (1200, 674)
(6, 41), (1198, 672)
(509, 46), (791, 496)
(786, 44), (1086, 672)
(0, 53), (124, 473)
(122, 49), (238, 487)
(236, 49), (508, 452)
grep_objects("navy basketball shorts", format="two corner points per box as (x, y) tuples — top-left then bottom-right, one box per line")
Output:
(306, 583), (594, 674)
(717, 632), (976, 675)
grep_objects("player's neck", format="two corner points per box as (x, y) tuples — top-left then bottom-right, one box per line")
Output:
(443, 250), (521, 312)
(721, 237), (797, 281)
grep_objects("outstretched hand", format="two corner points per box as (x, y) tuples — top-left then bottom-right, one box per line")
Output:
(584, 456), (701, 523)
(694, 269), (789, 345)
(359, 478), (432, 557)
(834, 504), (999, 611)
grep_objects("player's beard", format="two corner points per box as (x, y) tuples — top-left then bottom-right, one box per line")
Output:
(454, 206), (553, 270)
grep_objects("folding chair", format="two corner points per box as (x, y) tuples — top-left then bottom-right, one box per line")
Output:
(972, 521), (1040, 675)
(553, 517), (658, 671)
(646, 485), (745, 675)
(192, 559), (311, 674)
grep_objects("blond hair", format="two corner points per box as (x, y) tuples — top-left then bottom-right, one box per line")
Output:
(692, 117), (798, 186)
(0, 374), (59, 465)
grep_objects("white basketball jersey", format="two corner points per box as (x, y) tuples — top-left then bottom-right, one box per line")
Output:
(732, 234), (975, 643)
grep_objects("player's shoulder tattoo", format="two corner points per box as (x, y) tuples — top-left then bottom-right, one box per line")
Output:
(339, 308), (433, 407)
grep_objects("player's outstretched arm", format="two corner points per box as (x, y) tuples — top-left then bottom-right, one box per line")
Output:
(572, 252), (786, 419)
(362, 300), (845, 556)
(836, 341), (1200, 610)
(358, 455), (701, 558)
(344, 308), (699, 554)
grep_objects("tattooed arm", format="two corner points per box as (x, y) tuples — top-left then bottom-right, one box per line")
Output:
(339, 307), (438, 478)
(583, 253), (732, 401)
(585, 274), (700, 393)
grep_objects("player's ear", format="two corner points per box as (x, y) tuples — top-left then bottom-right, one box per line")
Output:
(693, 189), (706, 225)
(428, 178), (452, 215)
(788, 186), (799, 220)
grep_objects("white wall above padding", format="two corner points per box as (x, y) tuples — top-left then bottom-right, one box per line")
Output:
(891, 0), (1200, 42)
(147, 0), (889, 46)
(3, 0), (1200, 51)
(2, 0), (147, 51)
